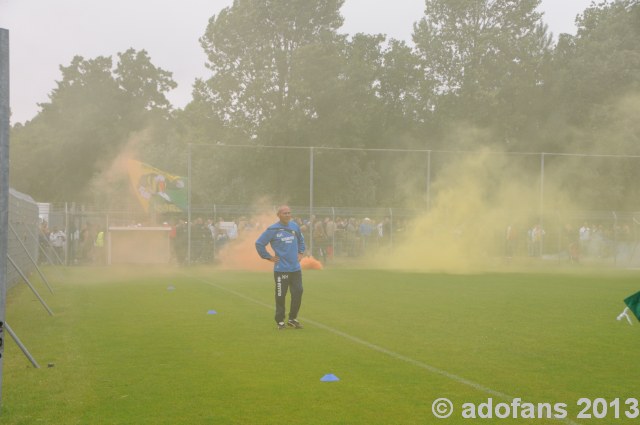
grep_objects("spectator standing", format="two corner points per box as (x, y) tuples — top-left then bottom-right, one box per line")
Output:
(346, 218), (358, 256)
(579, 222), (591, 257)
(39, 221), (51, 264)
(505, 223), (517, 260)
(530, 224), (544, 257)
(49, 227), (66, 264)
(313, 219), (328, 262)
(324, 217), (336, 259)
(562, 223), (579, 263)
(359, 218), (374, 253)
(94, 228), (105, 264)
(379, 217), (391, 247)
(79, 223), (93, 263)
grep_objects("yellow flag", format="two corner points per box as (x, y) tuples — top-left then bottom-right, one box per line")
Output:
(127, 159), (187, 213)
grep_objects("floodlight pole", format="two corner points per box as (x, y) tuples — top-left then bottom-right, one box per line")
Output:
(0, 27), (10, 406)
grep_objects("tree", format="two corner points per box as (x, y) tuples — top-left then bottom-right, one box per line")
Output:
(546, 0), (640, 131)
(377, 38), (428, 143)
(115, 48), (177, 113)
(199, 0), (344, 137)
(190, 0), (349, 205)
(541, 0), (640, 209)
(10, 51), (177, 204)
(413, 0), (552, 146)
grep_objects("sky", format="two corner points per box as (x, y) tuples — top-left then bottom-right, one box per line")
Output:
(0, 0), (594, 125)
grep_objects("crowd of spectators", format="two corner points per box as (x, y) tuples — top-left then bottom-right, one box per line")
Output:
(39, 219), (106, 265)
(567, 221), (634, 262)
(39, 213), (640, 267)
(166, 214), (403, 265)
(505, 221), (636, 263)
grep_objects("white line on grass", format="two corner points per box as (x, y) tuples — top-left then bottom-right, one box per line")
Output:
(185, 272), (581, 425)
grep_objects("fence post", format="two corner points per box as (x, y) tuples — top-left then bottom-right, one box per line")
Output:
(64, 202), (69, 265)
(0, 27), (10, 407)
(212, 204), (217, 260)
(426, 150), (431, 211)
(389, 207), (393, 249)
(331, 207), (335, 259)
(540, 153), (546, 255)
(309, 147), (314, 256)
(613, 211), (618, 266)
(187, 143), (192, 265)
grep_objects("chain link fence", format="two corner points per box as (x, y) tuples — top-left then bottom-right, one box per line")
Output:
(37, 203), (640, 268)
(7, 189), (40, 289)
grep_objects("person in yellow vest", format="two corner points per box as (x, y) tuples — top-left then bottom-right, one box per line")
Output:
(94, 228), (105, 264)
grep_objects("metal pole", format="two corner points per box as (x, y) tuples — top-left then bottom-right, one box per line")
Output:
(0, 27), (10, 405)
(9, 224), (54, 294)
(187, 143), (192, 265)
(389, 207), (393, 249)
(107, 220), (112, 265)
(4, 323), (40, 369)
(7, 255), (54, 316)
(540, 153), (545, 220)
(41, 226), (63, 265)
(105, 213), (110, 266)
(540, 153), (545, 256)
(64, 202), (69, 265)
(613, 211), (618, 266)
(309, 147), (314, 256)
(557, 212), (562, 264)
(426, 150), (432, 211)
(331, 207), (335, 259)
(18, 217), (56, 266)
(28, 222), (55, 265)
(212, 204), (217, 261)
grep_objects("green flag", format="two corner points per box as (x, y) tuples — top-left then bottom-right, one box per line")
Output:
(127, 159), (187, 213)
(624, 291), (640, 322)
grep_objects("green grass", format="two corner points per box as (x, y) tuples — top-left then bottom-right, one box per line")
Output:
(2, 265), (640, 424)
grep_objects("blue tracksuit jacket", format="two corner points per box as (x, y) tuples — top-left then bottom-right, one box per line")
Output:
(255, 220), (305, 272)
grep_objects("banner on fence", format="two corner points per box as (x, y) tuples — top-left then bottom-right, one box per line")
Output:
(127, 159), (187, 214)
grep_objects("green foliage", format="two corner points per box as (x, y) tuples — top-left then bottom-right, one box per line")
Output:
(115, 48), (177, 113)
(8, 0), (640, 210)
(538, 1), (640, 209)
(548, 0), (640, 129)
(199, 0), (345, 134)
(413, 0), (552, 145)
(10, 51), (177, 203)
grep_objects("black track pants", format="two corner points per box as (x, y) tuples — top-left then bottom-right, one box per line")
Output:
(274, 271), (303, 323)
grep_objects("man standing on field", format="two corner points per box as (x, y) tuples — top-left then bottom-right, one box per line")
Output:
(255, 205), (306, 330)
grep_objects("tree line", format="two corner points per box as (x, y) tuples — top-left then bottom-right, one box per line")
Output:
(9, 0), (640, 210)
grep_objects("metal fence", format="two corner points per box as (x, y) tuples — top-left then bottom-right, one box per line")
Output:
(7, 189), (40, 289)
(40, 203), (640, 268)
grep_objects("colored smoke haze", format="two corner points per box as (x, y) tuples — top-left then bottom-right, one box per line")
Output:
(215, 211), (275, 271)
(300, 256), (323, 270)
(215, 206), (324, 271)
(380, 148), (576, 273)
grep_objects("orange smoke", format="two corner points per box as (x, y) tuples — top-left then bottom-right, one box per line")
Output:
(215, 205), (322, 272)
(301, 256), (323, 270)
(216, 212), (276, 271)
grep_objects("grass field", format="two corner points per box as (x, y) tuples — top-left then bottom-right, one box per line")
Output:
(2, 265), (640, 424)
